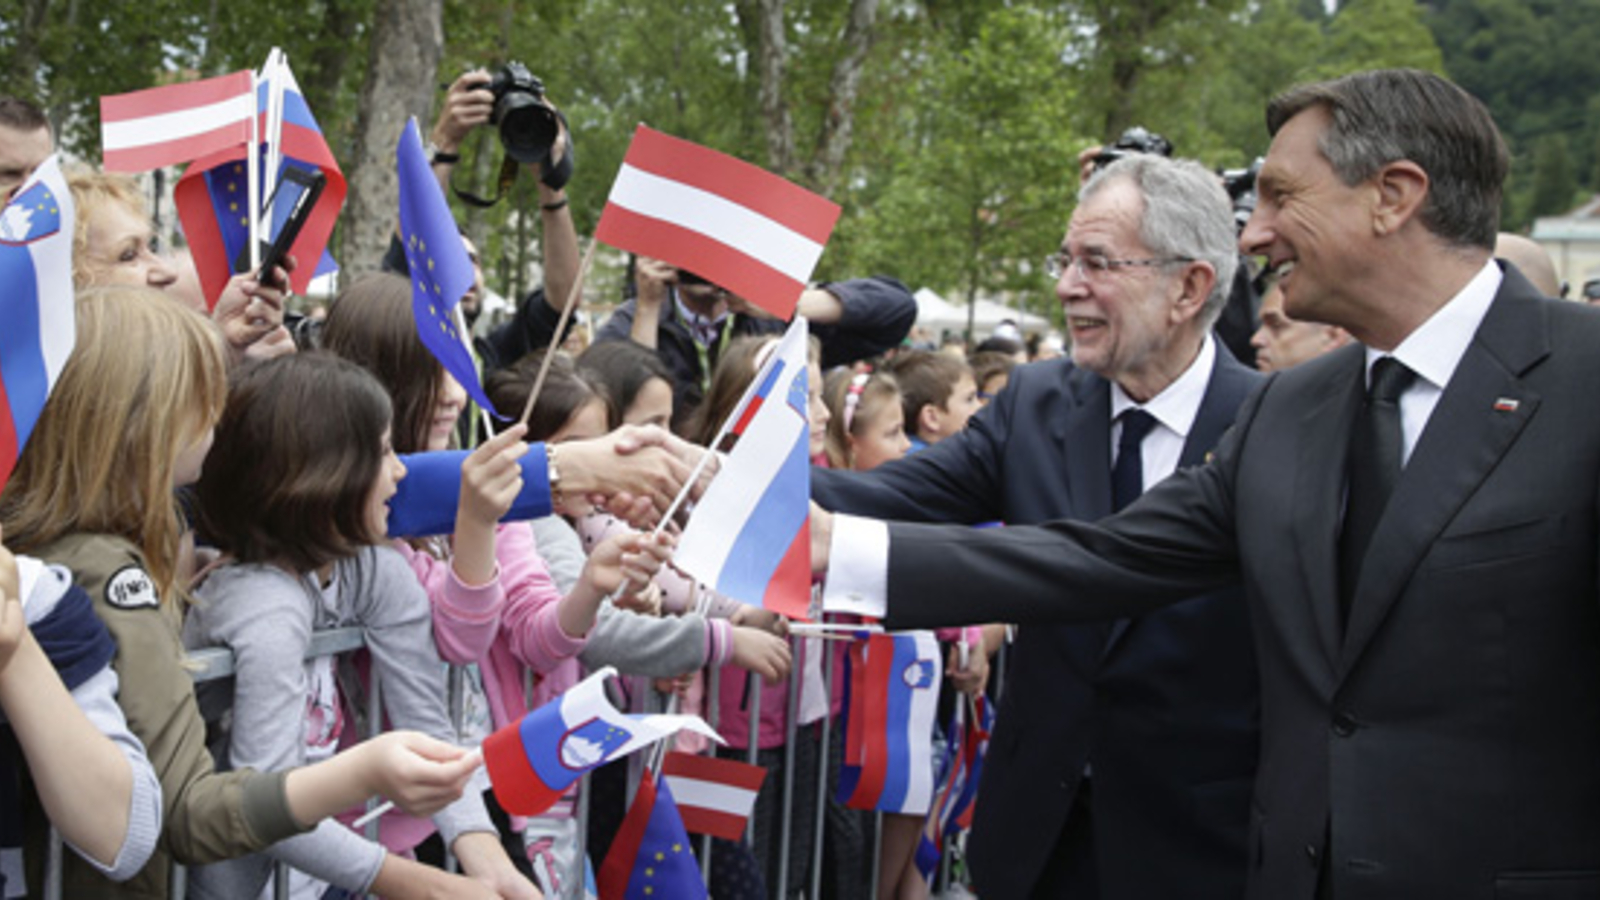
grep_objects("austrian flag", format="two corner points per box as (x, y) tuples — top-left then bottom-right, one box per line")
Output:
(595, 125), (841, 319)
(100, 71), (255, 172)
(660, 752), (766, 841)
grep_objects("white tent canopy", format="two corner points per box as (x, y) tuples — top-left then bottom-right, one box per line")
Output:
(914, 287), (1051, 337)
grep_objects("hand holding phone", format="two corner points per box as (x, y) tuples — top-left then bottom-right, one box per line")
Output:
(235, 167), (326, 289)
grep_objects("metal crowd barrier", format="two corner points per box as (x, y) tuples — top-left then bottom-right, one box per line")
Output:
(40, 623), (1007, 899)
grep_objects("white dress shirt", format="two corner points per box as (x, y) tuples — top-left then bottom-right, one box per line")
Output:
(824, 335), (1219, 619)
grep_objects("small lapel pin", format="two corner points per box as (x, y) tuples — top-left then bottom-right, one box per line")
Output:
(1493, 397), (1520, 413)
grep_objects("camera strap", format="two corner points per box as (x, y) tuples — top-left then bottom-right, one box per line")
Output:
(451, 152), (521, 209)
(451, 108), (574, 207)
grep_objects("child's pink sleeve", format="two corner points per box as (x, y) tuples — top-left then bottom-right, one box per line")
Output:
(498, 521), (587, 674)
(392, 538), (504, 664)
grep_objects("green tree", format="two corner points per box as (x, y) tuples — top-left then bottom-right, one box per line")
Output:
(837, 6), (1080, 329)
(1527, 132), (1578, 220)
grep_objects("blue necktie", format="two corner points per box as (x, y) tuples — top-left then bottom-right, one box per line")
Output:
(1112, 409), (1157, 513)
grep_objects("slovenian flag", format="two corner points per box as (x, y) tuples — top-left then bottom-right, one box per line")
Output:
(597, 769), (707, 900)
(837, 632), (941, 815)
(174, 51), (346, 306)
(0, 156), (75, 492)
(672, 317), (812, 618)
(480, 666), (720, 816)
(595, 125), (841, 320)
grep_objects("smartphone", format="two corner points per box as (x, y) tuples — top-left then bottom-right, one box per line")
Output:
(233, 167), (326, 287)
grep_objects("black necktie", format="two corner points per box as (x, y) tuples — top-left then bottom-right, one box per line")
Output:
(1112, 409), (1158, 513)
(1338, 357), (1416, 623)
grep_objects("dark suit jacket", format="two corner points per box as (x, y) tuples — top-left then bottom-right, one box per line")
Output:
(814, 342), (1262, 899)
(880, 266), (1600, 900)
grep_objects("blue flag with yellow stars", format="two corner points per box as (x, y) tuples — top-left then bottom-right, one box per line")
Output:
(396, 117), (501, 417)
(597, 769), (707, 900)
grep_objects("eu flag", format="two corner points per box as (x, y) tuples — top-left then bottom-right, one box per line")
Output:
(596, 770), (707, 900)
(396, 118), (500, 417)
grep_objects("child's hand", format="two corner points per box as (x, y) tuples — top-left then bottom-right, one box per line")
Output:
(946, 642), (989, 698)
(360, 731), (481, 818)
(731, 625), (792, 683)
(458, 423), (529, 528)
(729, 604), (785, 635)
(613, 580), (663, 617)
(453, 831), (542, 899)
(585, 530), (675, 597)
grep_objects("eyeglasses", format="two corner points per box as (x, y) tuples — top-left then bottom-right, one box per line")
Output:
(1045, 252), (1194, 281)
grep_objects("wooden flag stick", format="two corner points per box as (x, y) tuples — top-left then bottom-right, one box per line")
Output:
(519, 237), (600, 426)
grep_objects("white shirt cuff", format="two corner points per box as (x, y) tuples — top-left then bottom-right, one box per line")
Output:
(821, 514), (889, 618)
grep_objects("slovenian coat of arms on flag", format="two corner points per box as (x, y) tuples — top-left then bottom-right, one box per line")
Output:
(594, 124), (841, 320)
(0, 156), (75, 491)
(480, 666), (720, 816)
(671, 316), (813, 619)
(837, 631), (942, 815)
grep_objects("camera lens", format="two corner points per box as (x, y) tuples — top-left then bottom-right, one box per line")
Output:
(496, 97), (559, 164)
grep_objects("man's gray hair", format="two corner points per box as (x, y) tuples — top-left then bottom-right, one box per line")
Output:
(1084, 154), (1238, 331)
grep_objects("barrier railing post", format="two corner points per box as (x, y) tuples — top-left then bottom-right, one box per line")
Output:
(743, 670), (761, 847)
(43, 826), (61, 900)
(810, 633), (831, 900)
(775, 635), (802, 898)
(699, 663), (721, 884)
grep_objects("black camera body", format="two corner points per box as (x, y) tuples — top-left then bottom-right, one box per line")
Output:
(1221, 157), (1264, 232)
(1093, 126), (1174, 170)
(487, 62), (559, 165)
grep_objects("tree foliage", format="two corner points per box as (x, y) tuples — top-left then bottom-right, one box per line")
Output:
(15, 0), (1561, 314)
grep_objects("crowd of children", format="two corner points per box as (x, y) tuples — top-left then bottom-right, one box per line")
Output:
(0, 80), (1031, 900)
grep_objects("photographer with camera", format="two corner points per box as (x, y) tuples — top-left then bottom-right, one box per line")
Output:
(379, 67), (581, 413)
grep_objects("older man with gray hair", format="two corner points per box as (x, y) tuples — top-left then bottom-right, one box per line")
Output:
(813, 152), (1262, 899)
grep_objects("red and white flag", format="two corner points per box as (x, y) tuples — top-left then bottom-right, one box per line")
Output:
(100, 71), (254, 172)
(659, 751), (766, 841)
(596, 125), (841, 319)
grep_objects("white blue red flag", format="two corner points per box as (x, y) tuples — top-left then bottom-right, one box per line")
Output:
(837, 631), (942, 815)
(0, 156), (74, 491)
(480, 666), (719, 816)
(916, 692), (994, 881)
(672, 317), (812, 618)
(100, 71), (254, 173)
(174, 53), (346, 307)
(595, 125), (841, 319)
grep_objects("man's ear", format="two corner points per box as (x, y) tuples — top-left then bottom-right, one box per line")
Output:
(1171, 261), (1217, 325)
(1372, 159), (1428, 236)
(917, 402), (940, 440)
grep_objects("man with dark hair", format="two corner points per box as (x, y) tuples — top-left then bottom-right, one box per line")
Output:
(817, 67), (1600, 900)
(0, 95), (53, 200)
(814, 151), (1261, 900)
